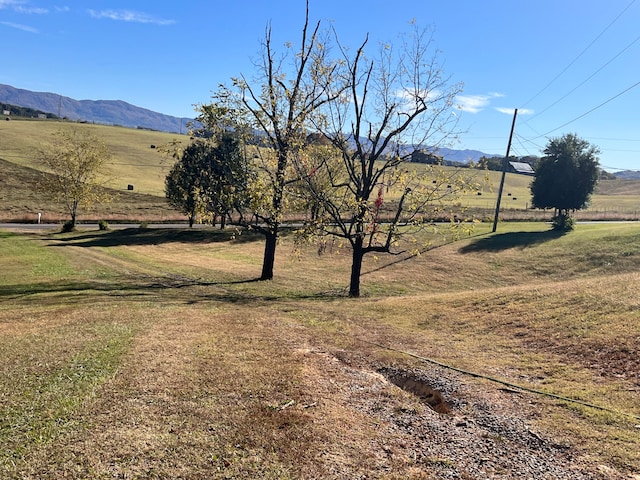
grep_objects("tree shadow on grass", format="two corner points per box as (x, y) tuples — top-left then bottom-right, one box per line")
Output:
(0, 274), (345, 306)
(0, 276), (264, 306)
(459, 229), (566, 253)
(51, 227), (264, 248)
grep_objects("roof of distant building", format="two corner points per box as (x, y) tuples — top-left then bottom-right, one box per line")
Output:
(509, 161), (535, 175)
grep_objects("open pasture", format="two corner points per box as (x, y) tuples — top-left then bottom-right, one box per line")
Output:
(0, 222), (638, 478)
(3, 119), (640, 224)
(0, 118), (189, 196)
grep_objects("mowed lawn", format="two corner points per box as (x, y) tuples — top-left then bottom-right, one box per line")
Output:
(0, 223), (639, 478)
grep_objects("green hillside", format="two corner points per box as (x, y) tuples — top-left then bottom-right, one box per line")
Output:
(0, 119), (191, 222)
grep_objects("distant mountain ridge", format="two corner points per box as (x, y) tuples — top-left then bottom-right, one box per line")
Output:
(0, 84), (191, 133)
(613, 170), (640, 179)
(1, 83), (502, 162)
(434, 147), (497, 164)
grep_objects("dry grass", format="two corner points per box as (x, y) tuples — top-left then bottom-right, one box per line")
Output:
(0, 118), (188, 195)
(3, 119), (640, 224)
(1, 221), (640, 478)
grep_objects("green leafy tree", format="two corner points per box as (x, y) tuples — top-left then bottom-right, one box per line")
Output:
(165, 141), (210, 227)
(202, 133), (250, 228)
(165, 135), (249, 228)
(38, 127), (111, 230)
(530, 133), (600, 231)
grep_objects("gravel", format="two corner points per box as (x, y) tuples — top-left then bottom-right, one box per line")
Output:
(335, 356), (625, 479)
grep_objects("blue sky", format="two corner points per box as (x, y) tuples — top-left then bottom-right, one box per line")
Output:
(2, 0), (639, 170)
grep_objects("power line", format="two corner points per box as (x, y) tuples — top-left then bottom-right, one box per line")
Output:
(510, 142), (530, 158)
(599, 148), (640, 153)
(521, 0), (637, 108)
(525, 31), (640, 123)
(514, 133), (545, 152)
(534, 79), (640, 139)
(587, 136), (640, 142)
(600, 163), (639, 171)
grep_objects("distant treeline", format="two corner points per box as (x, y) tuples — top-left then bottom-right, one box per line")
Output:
(475, 155), (615, 179)
(3, 103), (59, 119)
(410, 151), (615, 179)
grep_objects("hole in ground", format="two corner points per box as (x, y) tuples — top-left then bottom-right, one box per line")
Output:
(378, 367), (452, 414)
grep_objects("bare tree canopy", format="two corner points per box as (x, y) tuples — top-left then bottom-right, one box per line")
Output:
(297, 24), (478, 297)
(198, 0), (347, 280)
(199, 8), (481, 295)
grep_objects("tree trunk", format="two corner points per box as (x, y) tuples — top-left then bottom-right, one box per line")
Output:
(70, 201), (78, 227)
(260, 151), (286, 280)
(261, 231), (277, 280)
(349, 237), (364, 297)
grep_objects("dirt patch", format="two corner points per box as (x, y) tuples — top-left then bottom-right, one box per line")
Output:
(378, 366), (452, 413)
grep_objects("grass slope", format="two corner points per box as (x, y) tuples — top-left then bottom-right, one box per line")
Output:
(0, 157), (182, 223)
(0, 117), (189, 196)
(0, 223), (638, 478)
(3, 118), (640, 223)
(0, 118), (190, 222)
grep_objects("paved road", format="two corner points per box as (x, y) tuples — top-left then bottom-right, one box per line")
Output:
(0, 223), (198, 232)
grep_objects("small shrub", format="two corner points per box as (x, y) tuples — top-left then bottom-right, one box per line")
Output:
(139, 221), (149, 229)
(552, 214), (575, 231)
(98, 220), (110, 231)
(61, 220), (75, 233)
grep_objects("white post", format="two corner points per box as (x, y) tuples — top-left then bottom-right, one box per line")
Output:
(37, 212), (41, 224)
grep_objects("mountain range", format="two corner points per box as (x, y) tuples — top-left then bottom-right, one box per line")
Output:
(3, 83), (638, 175)
(1, 83), (500, 163)
(0, 84), (191, 134)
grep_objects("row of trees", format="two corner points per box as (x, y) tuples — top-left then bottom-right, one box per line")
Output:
(162, 3), (604, 295)
(36, 3), (602, 296)
(35, 128), (600, 296)
(164, 4), (483, 297)
(476, 155), (540, 172)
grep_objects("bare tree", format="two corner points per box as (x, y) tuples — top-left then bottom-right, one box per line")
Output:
(222, 1), (347, 280)
(299, 25), (480, 297)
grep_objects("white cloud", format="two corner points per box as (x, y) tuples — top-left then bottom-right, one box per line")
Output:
(456, 94), (496, 113)
(88, 9), (175, 26)
(15, 5), (47, 13)
(0, 20), (38, 33)
(0, 0), (46, 13)
(495, 107), (534, 115)
(0, 0), (23, 8)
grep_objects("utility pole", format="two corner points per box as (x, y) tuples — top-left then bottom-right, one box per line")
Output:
(492, 108), (518, 233)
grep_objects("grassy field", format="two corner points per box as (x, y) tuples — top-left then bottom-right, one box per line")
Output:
(0, 119), (190, 222)
(0, 118), (189, 196)
(0, 222), (639, 478)
(2, 118), (640, 224)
